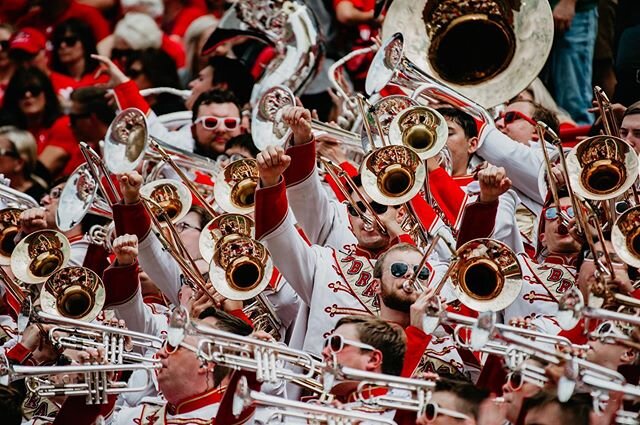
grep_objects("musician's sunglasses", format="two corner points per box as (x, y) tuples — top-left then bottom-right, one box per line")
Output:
(500, 110), (537, 127)
(194, 116), (241, 131)
(346, 200), (388, 217)
(323, 334), (375, 354)
(389, 262), (430, 281)
(423, 402), (471, 421)
(543, 205), (575, 221)
(505, 371), (524, 391)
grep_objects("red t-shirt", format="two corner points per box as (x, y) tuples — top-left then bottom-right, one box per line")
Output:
(72, 70), (110, 89)
(168, 7), (207, 38)
(49, 71), (79, 97)
(16, 0), (111, 42)
(161, 34), (186, 69)
(31, 115), (84, 178)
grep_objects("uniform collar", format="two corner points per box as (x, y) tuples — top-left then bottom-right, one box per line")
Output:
(166, 386), (226, 415)
(354, 236), (405, 260)
(543, 253), (577, 266)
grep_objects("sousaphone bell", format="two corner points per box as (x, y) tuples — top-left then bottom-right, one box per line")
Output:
(213, 159), (259, 215)
(565, 136), (639, 201)
(199, 213), (254, 263)
(449, 238), (523, 312)
(612, 206), (640, 268)
(11, 230), (70, 284)
(0, 208), (21, 265)
(140, 179), (192, 224)
(40, 266), (105, 322)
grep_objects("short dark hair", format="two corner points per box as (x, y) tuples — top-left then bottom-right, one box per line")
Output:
(225, 134), (259, 158)
(623, 100), (640, 118)
(50, 18), (99, 76)
(435, 377), (490, 420)
(132, 48), (181, 90)
(189, 205), (213, 229)
(437, 107), (478, 138)
(522, 391), (591, 425)
(373, 243), (421, 279)
(198, 307), (254, 387)
(192, 89), (241, 121)
(335, 315), (406, 376)
(70, 86), (116, 125)
(207, 56), (255, 106)
(0, 384), (24, 425)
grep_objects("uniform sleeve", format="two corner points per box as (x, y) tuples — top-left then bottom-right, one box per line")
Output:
(428, 167), (469, 228)
(138, 231), (182, 307)
(401, 326), (432, 377)
(476, 125), (546, 204)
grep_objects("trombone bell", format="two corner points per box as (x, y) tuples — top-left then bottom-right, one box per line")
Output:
(612, 206), (640, 268)
(11, 230), (71, 284)
(40, 267), (105, 322)
(199, 213), (255, 263)
(0, 208), (21, 265)
(104, 108), (149, 174)
(388, 106), (448, 160)
(214, 159), (259, 214)
(140, 179), (192, 224)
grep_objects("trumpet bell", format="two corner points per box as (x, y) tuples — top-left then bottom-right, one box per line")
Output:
(11, 230), (70, 284)
(104, 108), (148, 174)
(214, 159), (259, 214)
(251, 86), (295, 151)
(566, 136), (639, 201)
(378, 0), (553, 108)
(199, 214), (255, 263)
(210, 235), (273, 301)
(140, 179), (192, 224)
(40, 267), (105, 322)
(360, 145), (426, 206)
(451, 238), (523, 312)
(612, 206), (640, 268)
(388, 106), (448, 160)
(0, 208), (21, 266)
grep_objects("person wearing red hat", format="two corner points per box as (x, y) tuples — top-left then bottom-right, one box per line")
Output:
(8, 27), (77, 98)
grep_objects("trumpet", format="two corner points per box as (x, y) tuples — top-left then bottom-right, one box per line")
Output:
(232, 376), (397, 425)
(0, 360), (161, 405)
(37, 311), (163, 364)
(168, 307), (322, 391)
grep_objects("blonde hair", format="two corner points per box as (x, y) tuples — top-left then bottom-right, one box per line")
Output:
(0, 126), (37, 177)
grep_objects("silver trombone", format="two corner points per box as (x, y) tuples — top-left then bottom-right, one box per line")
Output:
(1, 361), (161, 405)
(168, 307), (323, 393)
(37, 311), (163, 365)
(232, 376), (397, 425)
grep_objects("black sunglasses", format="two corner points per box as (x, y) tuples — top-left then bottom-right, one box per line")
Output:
(111, 48), (135, 59)
(0, 148), (19, 159)
(506, 371), (523, 391)
(390, 262), (430, 281)
(346, 200), (388, 218)
(21, 85), (43, 98)
(55, 35), (79, 47)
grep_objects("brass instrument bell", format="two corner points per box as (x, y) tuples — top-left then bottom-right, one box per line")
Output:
(40, 266), (105, 322)
(450, 238), (523, 312)
(252, 86), (296, 151)
(199, 213), (254, 263)
(140, 179), (192, 224)
(210, 235), (273, 301)
(104, 108), (149, 174)
(612, 206), (640, 268)
(11, 230), (70, 284)
(360, 95), (420, 153)
(360, 145), (426, 206)
(213, 159), (259, 214)
(388, 106), (448, 160)
(566, 136), (639, 201)
(0, 208), (21, 265)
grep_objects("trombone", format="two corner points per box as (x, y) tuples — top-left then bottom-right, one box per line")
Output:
(10, 229), (70, 285)
(232, 376), (397, 425)
(39, 266), (105, 322)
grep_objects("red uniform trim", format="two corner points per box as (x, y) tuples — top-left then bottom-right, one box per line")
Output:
(429, 167), (468, 228)
(113, 80), (151, 115)
(112, 201), (152, 241)
(324, 161), (358, 203)
(255, 178), (289, 240)
(283, 139), (316, 187)
(6, 342), (33, 365)
(228, 309), (253, 327)
(401, 326), (432, 377)
(456, 200), (499, 248)
(167, 386), (226, 415)
(103, 261), (140, 308)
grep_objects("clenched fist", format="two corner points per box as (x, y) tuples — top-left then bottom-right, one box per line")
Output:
(112, 234), (138, 266)
(257, 146), (291, 188)
(119, 172), (143, 204)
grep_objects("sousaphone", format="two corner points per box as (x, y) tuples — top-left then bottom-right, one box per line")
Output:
(374, 0), (553, 108)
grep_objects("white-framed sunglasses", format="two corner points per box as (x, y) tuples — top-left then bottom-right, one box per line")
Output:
(323, 334), (375, 354)
(423, 401), (471, 421)
(194, 115), (241, 131)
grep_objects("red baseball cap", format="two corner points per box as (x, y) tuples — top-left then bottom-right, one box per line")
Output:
(9, 28), (46, 55)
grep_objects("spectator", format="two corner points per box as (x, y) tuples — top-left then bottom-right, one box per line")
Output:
(68, 86), (115, 153)
(8, 27), (77, 98)
(111, 12), (185, 70)
(182, 14), (218, 86)
(0, 24), (14, 107)
(0, 67), (83, 180)
(125, 48), (185, 115)
(619, 100), (640, 153)
(0, 125), (47, 201)
(50, 19), (108, 88)
(191, 89), (243, 158)
(15, 0), (110, 44)
(542, 0), (599, 125)
(186, 55), (254, 109)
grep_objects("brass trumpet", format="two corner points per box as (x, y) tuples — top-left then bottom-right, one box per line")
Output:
(39, 267), (105, 322)
(10, 230), (70, 284)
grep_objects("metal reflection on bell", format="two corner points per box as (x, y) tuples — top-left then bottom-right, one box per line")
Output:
(450, 238), (523, 312)
(40, 266), (105, 322)
(210, 235), (273, 301)
(199, 214), (255, 263)
(10, 230), (71, 284)
(360, 95), (420, 153)
(104, 108), (149, 174)
(0, 208), (21, 266)
(56, 164), (97, 232)
(252, 86), (296, 150)
(214, 159), (259, 214)
(388, 106), (448, 160)
(612, 206), (640, 268)
(360, 145), (426, 206)
(566, 136), (639, 201)
(140, 179), (192, 224)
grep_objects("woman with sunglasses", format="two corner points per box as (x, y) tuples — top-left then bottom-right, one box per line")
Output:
(0, 67), (83, 181)
(0, 126), (47, 203)
(50, 19), (108, 88)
